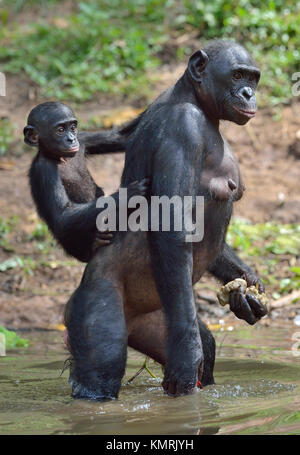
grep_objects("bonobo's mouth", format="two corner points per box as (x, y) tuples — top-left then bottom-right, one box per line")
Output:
(69, 145), (80, 152)
(233, 106), (256, 118)
(63, 146), (79, 155)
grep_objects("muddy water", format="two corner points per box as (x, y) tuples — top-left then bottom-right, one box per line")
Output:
(0, 325), (300, 435)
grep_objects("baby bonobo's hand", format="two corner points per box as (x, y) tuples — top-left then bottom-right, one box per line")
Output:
(92, 213), (113, 252)
(127, 178), (149, 199)
(92, 228), (113, 252)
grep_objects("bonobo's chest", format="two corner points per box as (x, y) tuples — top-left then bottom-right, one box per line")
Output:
(58, 147), (97, 204)
(200, 132), (244, 202)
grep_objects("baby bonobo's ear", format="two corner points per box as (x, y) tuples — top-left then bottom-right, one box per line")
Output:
(23, 125), (39, 147)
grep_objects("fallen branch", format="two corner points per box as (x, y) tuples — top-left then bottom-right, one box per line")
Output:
(196, 293), (218, 304)
(269, 291), (300, 310)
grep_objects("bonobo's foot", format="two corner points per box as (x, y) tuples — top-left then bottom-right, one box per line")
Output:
(69, 375), (116, 402)
(162, 330), (204, 397)
(162, 362), (204, 396)
(127, 178), (150, 198)
(69, 363), (120, 402)
(229, 272), (268, 325)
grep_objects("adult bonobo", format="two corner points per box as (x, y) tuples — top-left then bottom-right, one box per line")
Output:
(25, 102), (148, 262)
(65, 40), (267, 401)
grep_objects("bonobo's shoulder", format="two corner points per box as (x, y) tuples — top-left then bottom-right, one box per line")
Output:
(30, 152), (56, 175)
(165, 103), (207, 142)
(169, 103), (205, 125)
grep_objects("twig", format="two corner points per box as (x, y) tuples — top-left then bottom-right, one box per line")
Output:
(196, 293), (218, 304)
(126, 356), (157, 385)
(269, 291), (300, 310)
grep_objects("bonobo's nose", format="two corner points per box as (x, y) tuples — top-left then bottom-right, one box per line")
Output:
(239, 86), (253, 101)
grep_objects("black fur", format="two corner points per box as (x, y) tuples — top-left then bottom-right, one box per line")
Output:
(65, 40), (266, 401)
(26, 102), (147, 262)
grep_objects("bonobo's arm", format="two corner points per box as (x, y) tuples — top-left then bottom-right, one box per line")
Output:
(78, 129), (126, 155)
(148, 106), (204, 396)
(29, 155), (148, 263)
(29, 155), (106, 262)
(208, 242), (268, 324)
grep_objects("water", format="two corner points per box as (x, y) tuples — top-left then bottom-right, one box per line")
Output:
(0, 324), (300, 435)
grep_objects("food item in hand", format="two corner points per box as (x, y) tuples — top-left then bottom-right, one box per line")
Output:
(217, 278), (268, 307)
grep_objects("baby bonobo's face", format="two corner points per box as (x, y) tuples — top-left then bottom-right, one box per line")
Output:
(39, 105), (80, 160)
(24, 102), (80, 161)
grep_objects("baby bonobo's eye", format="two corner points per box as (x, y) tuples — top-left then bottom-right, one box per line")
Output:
(248, 73), (257, 82)
(56, 126), (65, 134)
(233, 71), (242, 80)
(70, 124), (77, 132)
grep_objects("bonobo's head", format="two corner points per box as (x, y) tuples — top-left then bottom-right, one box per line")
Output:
(187, 40), (261, 125)
(24, 102), (79, 159)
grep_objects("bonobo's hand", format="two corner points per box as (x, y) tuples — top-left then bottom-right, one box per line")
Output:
(92, 215), (114, 252)
(92, 229), (114, 252)
(229, 271), (268, 325)
(127, 178), (150, 199)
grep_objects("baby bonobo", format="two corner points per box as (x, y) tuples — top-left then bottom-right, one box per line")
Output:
(25, 102), (148, 262)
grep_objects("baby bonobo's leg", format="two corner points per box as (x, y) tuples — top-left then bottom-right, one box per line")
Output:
(127, 310), (215, 389)
(65, 277), (127, 401)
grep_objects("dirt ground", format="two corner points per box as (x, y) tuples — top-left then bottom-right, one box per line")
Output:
(0, 69), (299, 331)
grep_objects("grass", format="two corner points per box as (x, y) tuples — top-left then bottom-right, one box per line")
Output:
(227, 218), (300, 298)
(0, 0), (299, 105)
(0, 118), (14, 156)
(0, 326), (29, 349)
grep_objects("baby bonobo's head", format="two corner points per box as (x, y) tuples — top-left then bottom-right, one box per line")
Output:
(24, 101), (79, 161)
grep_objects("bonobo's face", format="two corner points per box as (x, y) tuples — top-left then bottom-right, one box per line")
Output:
(40, 105), (79, 158)
(188, 44), (261, 125)
(24, 103), (80, 159)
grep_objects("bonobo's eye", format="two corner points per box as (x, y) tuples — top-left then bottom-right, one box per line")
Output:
(56, 125), (65, 134)
(70, 123), (77, 132)
(248, 73), (257, 83)
(233, 71), (243, 81)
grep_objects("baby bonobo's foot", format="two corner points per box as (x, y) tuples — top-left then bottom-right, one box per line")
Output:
(127, 178), (150, 198)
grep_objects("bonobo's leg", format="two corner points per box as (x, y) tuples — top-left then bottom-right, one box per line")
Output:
(65, 278), (127, 401)
(147, 133), (204, 396)
(128, 310), (215, 387)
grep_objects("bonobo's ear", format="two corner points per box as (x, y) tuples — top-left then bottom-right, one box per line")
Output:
(188, 50), (209, 83)
(23, 125), (39, 147)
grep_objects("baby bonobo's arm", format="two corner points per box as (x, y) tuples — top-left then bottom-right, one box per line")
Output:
(91, 179), (149, 255)
(29, 155), (148, 262)
(79, 114), (143, 155)
(79, 129), (126, 155)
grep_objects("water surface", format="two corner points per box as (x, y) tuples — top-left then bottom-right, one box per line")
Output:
(0, 324), (299, 435)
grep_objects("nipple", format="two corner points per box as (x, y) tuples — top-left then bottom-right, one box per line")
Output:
(228, 179), (237, 191)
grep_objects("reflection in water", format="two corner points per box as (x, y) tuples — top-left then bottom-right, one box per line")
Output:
(0, 325), (299, 435)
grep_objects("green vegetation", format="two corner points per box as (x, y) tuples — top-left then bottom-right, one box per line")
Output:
(0, 217), (77, 276)
(227, 218), (300, 298)
(0, 215), (18, 251)
(0, 0), (299, 105)
(0, 119), (14, 156)
(0, 326), (29, 349)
